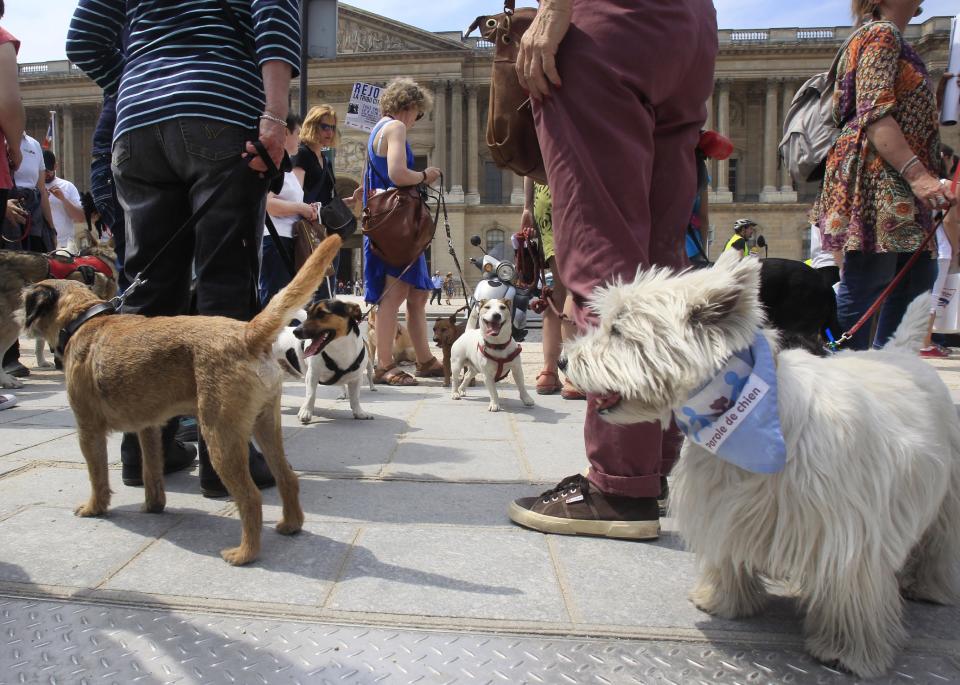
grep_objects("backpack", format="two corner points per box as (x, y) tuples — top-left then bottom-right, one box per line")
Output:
(467, 2), (547, 183)
(779, 22), (890, 184)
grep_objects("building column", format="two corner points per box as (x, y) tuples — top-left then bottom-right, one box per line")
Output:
(448, 80), (464, 202)
(712, 81), (733, 203)
(779, 81), (798, 201)
(61, 106), (75, 186)
(704, 91), (715, 191)
(465, 84), (480, 205)
(433, 81), (447, 188)
(510, 171), (525, 205)
(759, 79), (780, 202)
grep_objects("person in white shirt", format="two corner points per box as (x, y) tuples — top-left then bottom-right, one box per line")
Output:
(12, 133), (53, 252)
(42, 150), (83, 251)
(258, 114), (317, 307)
(429, 270), (443, 305)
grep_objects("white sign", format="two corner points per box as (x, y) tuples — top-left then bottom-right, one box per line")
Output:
(345, 82), (382, 132)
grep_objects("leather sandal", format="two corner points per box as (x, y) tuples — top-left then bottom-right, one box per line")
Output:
(536, 370), (562, 395)
(375, 364), (418, 386)
(561, 379), (587, 400)
(415, 357), (444, 378)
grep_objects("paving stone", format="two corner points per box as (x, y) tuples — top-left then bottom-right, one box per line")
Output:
(513, 419), (588, 481)
(0, 464), (225, 516)
(406, 395), (527, 440)
(0, 427), (77, 459)
(3, 408), (77, 428)
(262, 477), (530, 528)
(0, 505), (178, 588)
(0, 407), (58, 425)
(282, 421), (399, 476)
(383, 437), (526, 481)
(326, 526), (568, 622)
(3, 431), (123, 465)
(104, 517), (358, 606)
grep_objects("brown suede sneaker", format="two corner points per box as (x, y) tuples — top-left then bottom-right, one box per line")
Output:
(508, 475), (660, 540)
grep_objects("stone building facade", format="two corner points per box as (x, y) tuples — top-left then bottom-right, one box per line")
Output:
(16, 7), (959, 288)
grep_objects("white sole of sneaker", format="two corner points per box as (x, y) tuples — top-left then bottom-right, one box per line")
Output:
(508, 502), (660, 540)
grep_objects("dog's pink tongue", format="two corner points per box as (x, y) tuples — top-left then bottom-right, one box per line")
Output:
(595, 393), (621, 412)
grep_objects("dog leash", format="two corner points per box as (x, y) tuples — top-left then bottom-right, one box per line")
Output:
(829, 165), (960, 351)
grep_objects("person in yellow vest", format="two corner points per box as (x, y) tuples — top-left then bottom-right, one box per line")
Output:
(725, 218), (758, 256)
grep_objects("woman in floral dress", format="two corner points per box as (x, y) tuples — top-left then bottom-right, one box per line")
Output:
(815, 0), (956, 350)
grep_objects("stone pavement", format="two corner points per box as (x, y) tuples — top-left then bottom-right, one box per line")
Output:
(1, 334), (959, 684)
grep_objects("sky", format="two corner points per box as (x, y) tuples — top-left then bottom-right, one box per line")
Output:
(5, 0), (958, 65)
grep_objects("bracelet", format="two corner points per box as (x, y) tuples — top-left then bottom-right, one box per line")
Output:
(259, 112), (287, 127)
(898, 155), (920, 177)
(421, 170), (427, 184)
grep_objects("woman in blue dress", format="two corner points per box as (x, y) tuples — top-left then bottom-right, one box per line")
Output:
(364, 77), (444, 385)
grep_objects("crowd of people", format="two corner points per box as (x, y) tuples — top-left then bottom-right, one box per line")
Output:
(0, 0), (955, 540)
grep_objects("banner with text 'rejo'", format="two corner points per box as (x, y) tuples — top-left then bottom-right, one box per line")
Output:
(345, 82), (382, 132)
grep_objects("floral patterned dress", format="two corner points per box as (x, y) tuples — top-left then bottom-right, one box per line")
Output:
(815, 21), (940, 255)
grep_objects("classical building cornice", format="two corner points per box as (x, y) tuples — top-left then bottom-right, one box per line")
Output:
(337, 4), (469, 54)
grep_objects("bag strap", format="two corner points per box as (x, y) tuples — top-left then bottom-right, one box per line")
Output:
(827, 20), (898, 84)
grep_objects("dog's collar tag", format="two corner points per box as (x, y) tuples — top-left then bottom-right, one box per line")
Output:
(56, 302), (117, 357)
(673, 333), (787, 474)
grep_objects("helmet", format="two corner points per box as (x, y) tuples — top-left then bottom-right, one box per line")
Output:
(733, 218), (757, 233)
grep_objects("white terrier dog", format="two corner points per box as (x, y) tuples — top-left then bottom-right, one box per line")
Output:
(562, 249), (960, 678)
(451, 299), (535, 412)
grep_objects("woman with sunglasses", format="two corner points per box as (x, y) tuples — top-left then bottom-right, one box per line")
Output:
(365, 77), (443, 386)
(292, 104), (351, 298)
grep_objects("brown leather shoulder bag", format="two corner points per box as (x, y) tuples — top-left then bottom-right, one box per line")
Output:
(361, 160), (437, 270)
(468, 1), (547, 184)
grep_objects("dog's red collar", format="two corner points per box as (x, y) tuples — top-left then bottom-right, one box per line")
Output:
(478, 341), (522, 382)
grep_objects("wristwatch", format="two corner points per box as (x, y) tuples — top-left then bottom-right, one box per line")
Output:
(421, 170), (427, 184)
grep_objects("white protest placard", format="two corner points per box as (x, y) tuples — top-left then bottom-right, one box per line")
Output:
(345, 82), (382, 132)
(942, 15), (960, 126)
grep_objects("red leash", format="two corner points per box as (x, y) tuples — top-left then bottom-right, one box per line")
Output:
(834, 165), (960, 349)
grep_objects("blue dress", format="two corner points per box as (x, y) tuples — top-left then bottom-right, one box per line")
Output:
(363, 117), (434, 303)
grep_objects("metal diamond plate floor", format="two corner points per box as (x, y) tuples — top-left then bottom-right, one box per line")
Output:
(1, 597), (957, 685)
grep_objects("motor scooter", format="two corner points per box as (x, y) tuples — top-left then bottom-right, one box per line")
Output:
(467, 235), (529, 341)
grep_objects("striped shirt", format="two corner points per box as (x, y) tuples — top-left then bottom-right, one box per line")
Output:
(66, 0), (300, 142)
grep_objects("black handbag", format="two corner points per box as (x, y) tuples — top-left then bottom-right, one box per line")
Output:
(318, 164), (357, 238)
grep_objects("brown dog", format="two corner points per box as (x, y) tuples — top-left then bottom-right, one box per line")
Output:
(367, 306), (416, 365)
(432, 312), (466, 387)
(20, 236), (342, 566)
(0, 242), (118, 385)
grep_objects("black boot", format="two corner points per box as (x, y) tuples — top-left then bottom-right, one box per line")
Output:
(121, 416), (197, 486)
(198, 437), (276, 499)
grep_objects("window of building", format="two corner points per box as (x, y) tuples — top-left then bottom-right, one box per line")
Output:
(486, 228), (506, 260)
(481, 161), (503, 204)
(413, 154), (427, 172)
(728, 158), (739, 199)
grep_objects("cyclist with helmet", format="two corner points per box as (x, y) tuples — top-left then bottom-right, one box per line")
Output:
(725, 218), (758, 256)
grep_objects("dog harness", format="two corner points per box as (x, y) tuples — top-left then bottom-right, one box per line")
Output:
(316, 346), (366, 386)
(672, 333), (786, 474)
(478, 340), (522, 382)
(47, 253), (114, 286)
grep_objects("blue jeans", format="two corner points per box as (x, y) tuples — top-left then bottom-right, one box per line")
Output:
(836, 251), (936, 350)
(259, 233), (295, 307)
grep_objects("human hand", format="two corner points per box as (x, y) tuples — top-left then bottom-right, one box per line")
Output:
(303, 202), (318, 222)
(516, 0), (572, 100)
(5, 199), (26, 225)
(937, 72), (955, 111)
(520, 208), (535, 233)
(8, 143), (21, 172)
(49, 185), (64, 200)
(245, 118), (286, 175)
(423, 167), (442, 185)
(907, 172), (956, 211)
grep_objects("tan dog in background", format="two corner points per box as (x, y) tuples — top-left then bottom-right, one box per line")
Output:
(367, 306), (416, 365)
(20, 236), (342, 566)
(432, 312), (466, 387)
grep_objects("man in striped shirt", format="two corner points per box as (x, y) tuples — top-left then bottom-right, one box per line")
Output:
(67, 0), (300, 497)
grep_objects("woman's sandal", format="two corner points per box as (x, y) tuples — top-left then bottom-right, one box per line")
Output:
(561, 379), (587, 400)
(374, 364), (418, 386)
(536, 370), (562, 395)
(415, 357), (445, 378)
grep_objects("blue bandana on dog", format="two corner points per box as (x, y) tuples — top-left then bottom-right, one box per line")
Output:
(673, 333), (786, 474)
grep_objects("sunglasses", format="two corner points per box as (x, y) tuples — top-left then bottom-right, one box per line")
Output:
(415, 112), (424, 121)
(319, 122), (337, 132)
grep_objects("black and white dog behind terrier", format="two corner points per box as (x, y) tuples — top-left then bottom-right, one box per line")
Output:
(273, 300), (375, 422)
(561, 249), (960, 678)
(451, 299), (534, 412)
